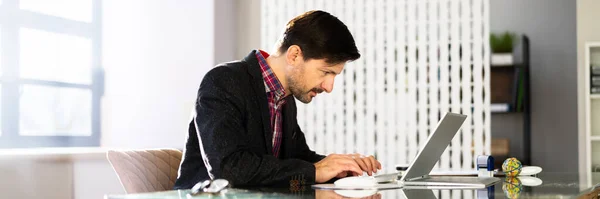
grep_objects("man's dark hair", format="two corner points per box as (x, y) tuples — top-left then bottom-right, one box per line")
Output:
(278, 10), (360, 64)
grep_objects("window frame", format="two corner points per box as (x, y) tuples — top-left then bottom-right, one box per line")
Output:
(0, 0), (103, 148)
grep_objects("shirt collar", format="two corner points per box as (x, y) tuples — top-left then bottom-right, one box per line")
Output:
(255, 50), (286, 100)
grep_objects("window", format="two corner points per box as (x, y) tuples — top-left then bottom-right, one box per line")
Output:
(0, 0), (102, 148)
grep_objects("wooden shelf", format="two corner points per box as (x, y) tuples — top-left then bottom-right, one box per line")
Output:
(591, 94), (600, 99)
(591, 136), (600, 141)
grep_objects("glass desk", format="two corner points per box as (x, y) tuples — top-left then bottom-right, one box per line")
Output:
(106, 173), (600, 199)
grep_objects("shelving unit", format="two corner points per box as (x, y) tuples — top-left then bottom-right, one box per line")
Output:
(584, 42), (600, 187)
(490, 35), (531, 165)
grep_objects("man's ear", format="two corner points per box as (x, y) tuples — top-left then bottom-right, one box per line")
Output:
(285, 45), (303, 65)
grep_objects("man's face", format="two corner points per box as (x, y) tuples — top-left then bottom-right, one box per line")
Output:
(287, 58), (345, 104)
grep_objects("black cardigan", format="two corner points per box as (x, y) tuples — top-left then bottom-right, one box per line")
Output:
(174, 50), (325, 189)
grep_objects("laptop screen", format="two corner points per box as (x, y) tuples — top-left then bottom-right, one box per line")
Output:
(400, 113), (467, 181)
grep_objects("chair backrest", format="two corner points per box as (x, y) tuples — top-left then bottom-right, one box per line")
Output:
(106, 148), (182, 193)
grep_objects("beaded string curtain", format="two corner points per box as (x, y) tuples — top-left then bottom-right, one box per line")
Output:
(260, 0), (490, 190)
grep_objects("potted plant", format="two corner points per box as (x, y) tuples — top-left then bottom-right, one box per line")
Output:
(490, 32), (516, 66)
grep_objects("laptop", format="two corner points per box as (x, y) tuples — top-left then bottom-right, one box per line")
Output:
(312, 112), (499, 190)
(398, 112), (500, 188)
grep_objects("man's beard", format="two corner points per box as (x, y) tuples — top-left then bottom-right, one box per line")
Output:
(288, 73), (323, 104)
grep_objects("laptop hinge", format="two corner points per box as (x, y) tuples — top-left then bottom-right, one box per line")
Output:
(406, 174), (430, 182)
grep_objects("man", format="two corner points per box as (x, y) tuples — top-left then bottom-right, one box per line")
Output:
(174, 10), (381, 189)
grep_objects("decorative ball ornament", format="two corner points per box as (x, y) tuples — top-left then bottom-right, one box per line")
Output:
(502, 177), (522, 199)
(502, 157), (523, 177)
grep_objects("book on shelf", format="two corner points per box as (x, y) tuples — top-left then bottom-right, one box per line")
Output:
(592, 64), (600, 75)
(491, 103), (511, 112)
(491, 53), (514, 66)
(592, 76), (600, 87)
(491, 66), (523, 112)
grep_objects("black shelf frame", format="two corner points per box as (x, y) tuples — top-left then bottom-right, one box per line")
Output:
(490, 35), (531, 165)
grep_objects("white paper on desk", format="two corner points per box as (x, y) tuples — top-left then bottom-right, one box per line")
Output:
(311, 183), (403, 190)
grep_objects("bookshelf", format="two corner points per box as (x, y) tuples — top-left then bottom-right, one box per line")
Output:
(490, 36), (530, 114)
(584, 42), (600, 187)
(490, 35), (531, 165)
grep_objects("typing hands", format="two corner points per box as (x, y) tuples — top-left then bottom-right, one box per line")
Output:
(314, 153), (382, 183)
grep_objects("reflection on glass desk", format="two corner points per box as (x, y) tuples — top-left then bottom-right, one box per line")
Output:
(105, 173), (600, 199)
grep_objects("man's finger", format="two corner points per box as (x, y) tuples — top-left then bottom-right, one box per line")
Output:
(337, 157), (360, 167)
(365, 158), (375, 176)
(369, 155), (382, 170)
(362, 157), (374, 174)
(366, 156), (378, 173)
(336, 155), (355, 162)
(337, 159), (361, 172)
(343, 162), (363, 175)
(354, 157), (371, 176)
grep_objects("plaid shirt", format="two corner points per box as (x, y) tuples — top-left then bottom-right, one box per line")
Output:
(256, 50), (287, 158)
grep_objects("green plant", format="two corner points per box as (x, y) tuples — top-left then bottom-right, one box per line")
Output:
(490, 32), (516, 53)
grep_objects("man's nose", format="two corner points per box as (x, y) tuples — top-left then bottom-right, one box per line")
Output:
(321, 76), (335, 93)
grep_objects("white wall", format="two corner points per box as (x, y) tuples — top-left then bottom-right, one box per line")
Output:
(215, 0), (237, 63)
(101, 0), (215, 148)
(235, 0), (261, 59)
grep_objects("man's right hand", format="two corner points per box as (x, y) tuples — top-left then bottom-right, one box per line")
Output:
(314, 154), (363, 183)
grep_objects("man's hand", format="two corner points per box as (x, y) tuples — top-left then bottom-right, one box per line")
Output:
(348, 153), (382, 176)
(332, 154), (383, 178)
(314, 154), (363, 183)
